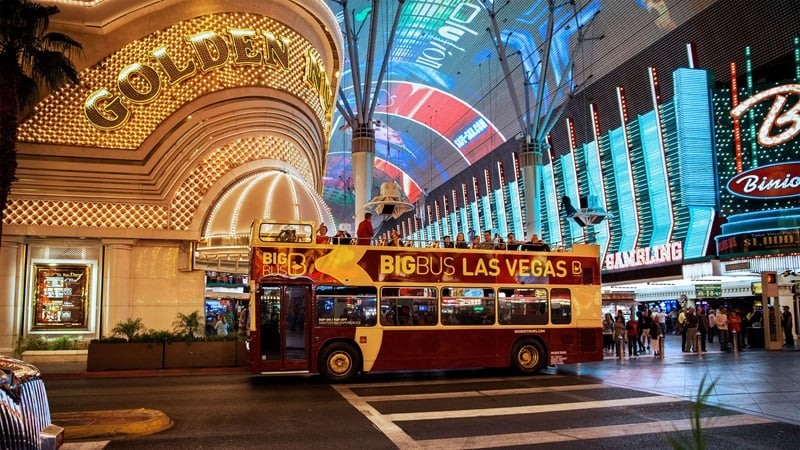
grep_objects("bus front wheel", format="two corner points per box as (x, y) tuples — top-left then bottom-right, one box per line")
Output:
(319, 342), (361, 382)
(511, 339), (545, 374)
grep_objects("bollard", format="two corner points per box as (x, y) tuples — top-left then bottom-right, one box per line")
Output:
(732, 331), (739, 353)
(617, 336), (624, 359)
(659, 334), (665, 358)
(695, 332), (703, 357)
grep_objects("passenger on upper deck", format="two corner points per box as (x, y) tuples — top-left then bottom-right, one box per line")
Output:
(387, 229), (404, 247)
(332, 229), (352, 245)
(521, 233), (550, 251)
(277, 228), (297, 242)
(455, 232), (469, 249)
(442, 235), (454, 248)
(471, 235), (482, 249)
(480, 230), (495, 250)
(316, 224), (330, 244)
(494, 233), (506, 250)
(506, 232), (521, 251)
(356, 212), (374, 245)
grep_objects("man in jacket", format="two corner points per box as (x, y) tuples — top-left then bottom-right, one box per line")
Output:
(356, 212), (374, 245)
(683, 307), (699, 352)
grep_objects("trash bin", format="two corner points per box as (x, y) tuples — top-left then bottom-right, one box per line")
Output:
(747, 327), (764, 348)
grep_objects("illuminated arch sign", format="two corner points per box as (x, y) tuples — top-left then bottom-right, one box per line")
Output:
(84, 28), (334, 130)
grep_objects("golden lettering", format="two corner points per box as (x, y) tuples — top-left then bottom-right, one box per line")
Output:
(83, 88), (130, 130)
(117, 63), (161, 103)
(152, 46), (196, 84)
(305, 50), (334, 112)
(187, 31), (229, 72)
(229, 29), (263, 65)
(263, 32), (290, 69)
(84, 25), (334, 130)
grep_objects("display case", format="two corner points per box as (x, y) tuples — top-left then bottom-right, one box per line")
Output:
(31, 263), (92, 330)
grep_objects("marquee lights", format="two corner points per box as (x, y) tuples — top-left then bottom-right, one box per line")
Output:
(84, 28), (334, 130)
(729, 84), (800, 148)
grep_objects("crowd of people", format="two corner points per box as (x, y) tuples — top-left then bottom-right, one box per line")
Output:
(603, 303), (795, 358)
(314, 212), (552, 250)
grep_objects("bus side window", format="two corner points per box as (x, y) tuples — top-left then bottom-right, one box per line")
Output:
(550, 288), (572, 324)
(499, 288), (548, 325)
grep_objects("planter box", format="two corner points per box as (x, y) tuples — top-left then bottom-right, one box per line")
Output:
(87, 342), (164, 371)
(164, 340), (238, 369)
(235, 340), (248, 367)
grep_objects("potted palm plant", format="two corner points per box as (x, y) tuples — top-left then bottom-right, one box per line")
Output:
(87, 318), (165, 371)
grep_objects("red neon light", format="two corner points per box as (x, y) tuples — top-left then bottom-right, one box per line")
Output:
(730, 62), (743, 173)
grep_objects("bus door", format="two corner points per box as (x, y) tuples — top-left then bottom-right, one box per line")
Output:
(257, 283), (310, 372)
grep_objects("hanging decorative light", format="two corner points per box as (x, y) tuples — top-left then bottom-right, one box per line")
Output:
(363, 180), (415, 219)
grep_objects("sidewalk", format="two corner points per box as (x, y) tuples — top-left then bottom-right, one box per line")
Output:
(559, 333), (800, 426)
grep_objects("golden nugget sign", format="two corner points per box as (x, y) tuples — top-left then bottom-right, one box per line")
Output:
(84, 29), (334, 130)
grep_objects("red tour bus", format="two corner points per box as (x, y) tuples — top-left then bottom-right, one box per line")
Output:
(246, 220), (603, 382)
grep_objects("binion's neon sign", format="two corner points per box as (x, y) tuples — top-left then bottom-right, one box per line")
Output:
(730, 83), (800, 147)
(727, 83), (800, 199)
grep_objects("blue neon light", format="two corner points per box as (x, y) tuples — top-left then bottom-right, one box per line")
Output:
(608, 128), (639, 252)
(639, 112), (672, 247)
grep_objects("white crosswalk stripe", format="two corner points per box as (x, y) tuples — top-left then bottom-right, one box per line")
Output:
(333, 374), (777, 449)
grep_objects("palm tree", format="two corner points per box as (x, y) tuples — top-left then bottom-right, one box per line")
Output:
(0, 0), (82, 246)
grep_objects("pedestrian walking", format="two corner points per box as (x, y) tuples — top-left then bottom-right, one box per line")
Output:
(717, 307), (729, 351)
(707, 308), (717, 343)
(649, 314), (662, 358)
(782, 306), (795, 347)
(683, 307), (698, 352)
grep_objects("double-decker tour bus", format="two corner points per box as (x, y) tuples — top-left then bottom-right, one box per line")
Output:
(245, 219), (603, 382)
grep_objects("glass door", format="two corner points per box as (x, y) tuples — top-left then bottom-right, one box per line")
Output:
(258, 283), (309, 372)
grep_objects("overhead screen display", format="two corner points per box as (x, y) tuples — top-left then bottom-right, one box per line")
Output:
(323, 0), (718, 224)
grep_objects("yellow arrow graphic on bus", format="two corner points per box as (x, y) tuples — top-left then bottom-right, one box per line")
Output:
(314, 246), (373, 284)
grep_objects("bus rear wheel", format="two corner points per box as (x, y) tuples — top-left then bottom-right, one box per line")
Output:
(512, 340), (545, 374)
(319, 342), (360, 383)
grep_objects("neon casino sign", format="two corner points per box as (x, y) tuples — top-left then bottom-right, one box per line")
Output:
(730, 84), (800, 148)
(727, 162), (800, 198)
(727, 84), (800, 199)
(83, 29), (334, 130)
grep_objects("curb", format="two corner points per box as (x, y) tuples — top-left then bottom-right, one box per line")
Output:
(42, 365), (249, 380)
(52, 408), (172, 441)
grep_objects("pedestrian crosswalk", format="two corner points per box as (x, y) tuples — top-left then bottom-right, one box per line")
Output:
(333, 374), (777, 449)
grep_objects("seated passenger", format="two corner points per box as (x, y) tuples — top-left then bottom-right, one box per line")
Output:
(387, 229), (404, 247)
(506, 232), (521, 251)
(471, 235), (482, 249)
(442, 235), (454, 248)
(494, 233), (506, 250)
(455, 232), (469, 249)
(316, 224), (330, 244)
(522, 233), (550, 251)
(277, 229), (297, 242)
(480, 230), (495, 249)
(397, 305), (412, 325)
(332, 230), (352, 245)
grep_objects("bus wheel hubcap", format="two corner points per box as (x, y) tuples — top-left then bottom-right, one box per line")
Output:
(330, 353), (351, 374)
(520, 348), (537, 368)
